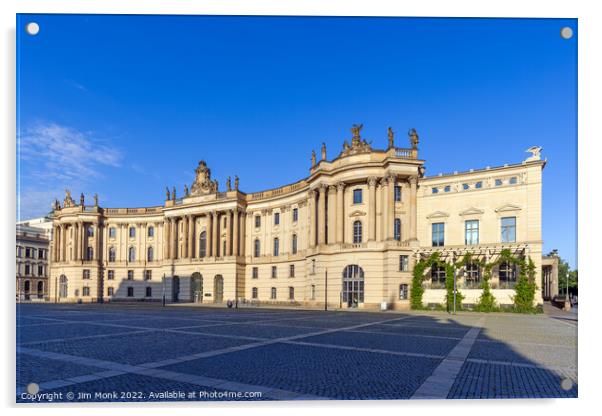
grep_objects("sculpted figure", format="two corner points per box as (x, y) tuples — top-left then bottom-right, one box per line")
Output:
(184, 184), (189, 196)
(166, 186), (170, 200)
(321, 142), (327, 161)
(234, 175), (239, 190)
(387, 127), (394, 148)
(93, 193), (99, 206)
(226, 176), (232, 191)
(172, 186), (176, 201)
(311, 150), (316, 167)
(409, 128), (419, 149)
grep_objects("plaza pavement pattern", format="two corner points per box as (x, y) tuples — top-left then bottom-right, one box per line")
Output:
(15, 303), (577, 402)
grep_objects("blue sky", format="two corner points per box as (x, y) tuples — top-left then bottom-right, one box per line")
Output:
(16, 15), (577, 268)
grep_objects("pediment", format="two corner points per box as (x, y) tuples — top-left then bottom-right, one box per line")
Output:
(495, 204), (522, 213)
(348, 210), (366, 217)
(426, 211), (449, 219)
(459, 207), (484, 216)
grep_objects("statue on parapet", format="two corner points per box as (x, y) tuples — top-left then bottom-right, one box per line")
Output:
(226, 176), (232, 192)
(63, 189), (75, 208)
(525, 146), (543, 162)
(165, 186), (170, 200)
(93, 194), (98, 207)
(234, 175), (239, 191)
(190, 160), (218, 195)
(171, 186), (176, 201)
(388, 127), (395, 148)
(321, 142), (327, 161)
(184, 184), (189, 196)
(80, 193), (85, 206)
(409, 128), (419, 149)
(311, 150), (316, 167)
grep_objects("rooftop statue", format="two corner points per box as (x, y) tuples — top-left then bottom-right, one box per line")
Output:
(311, 150), (316, 167)
(387, 127), (395, 148)
(525, 146), (543, 162)
(93, 193), (99, 207)
(321, 142), (327, 161)
(80, 193), (85, 206)
(340, 123), (372, 157)
(234, 175), (239, 191)
(190, 160), (218, 195)
(409, 128), (419, 149)
(63, 189), (75, 208)
(226, 176), (232, 192)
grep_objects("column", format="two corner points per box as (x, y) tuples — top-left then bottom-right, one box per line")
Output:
(181, 216), (188, 258)
(409, 176), (418, 240)
(206, 213), (213, 257)
(211, 211), (218, 258)
(188, 215), (195, 259)
(72, 223), (78, 261)
(327, 185), (336, 244)
(80, 222), (85, 261)
(317, 184), (327, 245)
(95, 222), (100, 261)
(225, 210), (232, 256)
(336, 182), (345, 244)
(368, 177), (377, 241)
(387, 175), (396, 240)
(170, 218), (177, 260)
(240, 212), (246, 256)
(308, 190), (316, 248)
(164, 219), (170, 260)
(233, 209), (239, 256)
(380, 178), (388, 241)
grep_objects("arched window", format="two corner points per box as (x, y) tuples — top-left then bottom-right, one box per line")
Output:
(148, 226), (154, 237)
(86, 247), (94, 261)
(37, 281), (44, 296)
(342, 265), (365, 307)
(291, 234), (298, 254)
(254, 239), (260, 257)
(147, 246), (154, 262)
(128, 246), (136, 262)
(273, 238), (279, 256)
(108, 247), (116, 262)
(353, 220), (363, 244)
(199, 231), (207, 257)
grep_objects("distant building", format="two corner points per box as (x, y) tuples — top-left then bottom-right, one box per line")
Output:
(16, 216), (52, 301)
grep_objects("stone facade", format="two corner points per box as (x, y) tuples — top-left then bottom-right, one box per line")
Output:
(16, 221), (51, 301)
(48, 126), (546, 309)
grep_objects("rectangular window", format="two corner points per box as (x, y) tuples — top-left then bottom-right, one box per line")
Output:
(82, 286), (90, 296)
(82, 269), (90, 280)
(129, 227), (136, 238)
(25, 265), (30, 275)
(271, 266), (277, 278)
(399, 255), (409, 272)
(431, 265), (447, 288)
(144, 270), (152, 281)
(274, 212), (280, 225)
(127, 287), (134, 297)
(108, 270), (115, 280)
(38, 249), (44, 259)
(271, 287), (277, 299)
(148, 227), (154, 237)
(109, 227), (116, 238)
(432, 187), (439, 194)
(252, 287), (258, 299)
(432, 223), (445, 247)
(311, 284), (316, 300)
(465, 220), (479, 245)
(475, 181), (483, 189)
(38, 265), (44, 276)
(292, 208), (298, 222)
(107, 287), (114, 296)
(255, 215), (261, 228)
(501, 216), (516, 243)
(399, 284), (408, 300)
(444, 185), (451, 193)
(289, 286), (295, 300)
(289, 264), (295, 278)
(353, 189), (362, 204)
(462, 183), (469, 190)
(145, 287), (152, 297)
(25, 248), (31, 258)
(464, 263), (481, 288)
(509, 177), (517, 184)
(127, 270), (134, 280)
(495, 179), (503, 186)
(394, 218), (401, 241)
(394, 186), (402, 202)
(252, 267), (258, 279)
(311, 259), (316, 275)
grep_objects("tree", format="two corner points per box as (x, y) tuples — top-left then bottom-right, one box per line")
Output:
(547, 250), (577, 295)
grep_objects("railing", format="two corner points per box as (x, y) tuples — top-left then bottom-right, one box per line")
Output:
(342, 243), (367, 249)
(395, 147), (417, 159)
(250, 179), (308, 200)
(105, 207), (163, 215)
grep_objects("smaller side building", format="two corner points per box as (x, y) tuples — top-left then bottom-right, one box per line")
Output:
(541, 254), (559, 301)
(16, 217), (52, 301)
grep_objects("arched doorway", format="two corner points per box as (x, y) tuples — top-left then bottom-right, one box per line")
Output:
(191, 272), (203, 303)
(172, 276), (180, 302)
(214, 275), (224, 303)
(342, 265), (364, 308)
(24, 280), (31, 300)
(37, 281), (44, 299)
(59, 275), (68, 299)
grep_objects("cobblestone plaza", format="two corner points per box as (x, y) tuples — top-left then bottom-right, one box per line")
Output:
(16, 304), (577, 402)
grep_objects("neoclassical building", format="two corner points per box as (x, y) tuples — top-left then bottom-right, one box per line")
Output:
(48, 125), (547, 309)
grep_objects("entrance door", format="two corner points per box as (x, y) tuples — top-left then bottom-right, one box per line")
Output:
(59, 275), (68, 299)
(342, 265), (364, 308)
(191, 272), (203, 303)
(214, 275), (224, 303)
(172, 276), (180, 302)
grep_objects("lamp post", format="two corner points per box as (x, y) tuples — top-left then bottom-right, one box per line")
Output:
(453, 267), (457, 315)
(162, 273), (166, 307)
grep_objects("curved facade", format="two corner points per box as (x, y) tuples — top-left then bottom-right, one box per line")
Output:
(48, 126), (545, 309)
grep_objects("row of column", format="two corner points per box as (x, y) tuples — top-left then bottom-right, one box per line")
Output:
(52, 222), (101, 262)
(308, 175), (418, 247)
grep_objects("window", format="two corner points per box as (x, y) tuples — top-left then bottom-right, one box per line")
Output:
(311, 259), (316, 275)
(292, 208), (298, 222)
(38, 265), (44, 276)
(108, 247), (116, 262)
(38, 249), (44, 259)
(86, 247), (93, 261)
(254, 239), (260, 257)
(501, 217), (516, 243)
(108, 270), (115, 280)
(509, 177), (518, 185)
(475, 181), (483, 189)
(465, 263), (481, 288)
(444, 185), (451, 193)
(274, 212), (280, 225)
(147, 246), (154, 262)
(127, 270), (134, 280)
(394, 186), (402, 201)
(353, 189), (363, 204)
(399, 284), (408, 300)
(394, 218), (401, 241)
(399, 255), (409, 272)
(128, 246), (136, 262)
(129, 227), (136, 238)
(255, 215), (261, 228)
(291, 234), (298, 254)
(431, 265), (447, 288)
(252, 267), (258, 279)
(252, 287), (258, 299)
(432, 187), (439, 194)
(223, 217), (227, 228)
(127, 287), (134, 297)
(145, 287), (152, 297)
(25, 265), (30, 275)
(465, 220), (479, 245)
(25, 248), (32, 258)
(495, 179), (503, 186)
(17, 247), (22, 258)
(273, 238), (279, 256)
(499, 262), (517, 288)
(144, 270), (152, 281)
(107, 287), (114, 296)
(148, 226), (154, 237)
(353, 220), (362, 243)
(432, 223), (445, 247)
(271, 266), (277, 278)
(311, 284), (316, 300)
(82, 286), (90, 296)
(109, 227), (116, 238)
(222, 240), (226, 256)
(199, 231), (207, 257)
(271, 287), (277, 299)
(87, 226), (94, 237)
(82, 269), (90, 280)
(462, 183), (469, 190)
(289, 264), (295, 278)
(289, 286), (295, 300)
